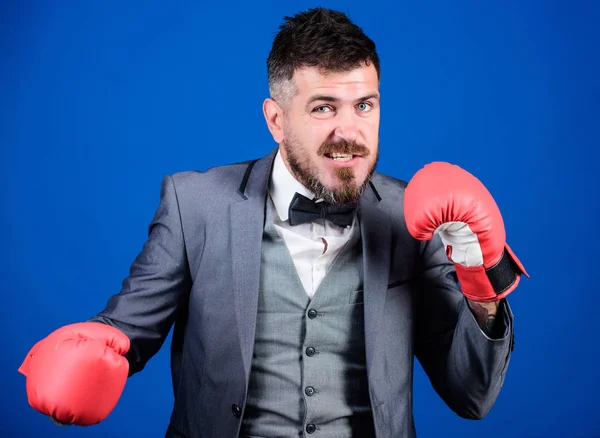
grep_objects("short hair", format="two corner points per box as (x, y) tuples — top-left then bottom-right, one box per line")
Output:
(267, 7), (380, 105)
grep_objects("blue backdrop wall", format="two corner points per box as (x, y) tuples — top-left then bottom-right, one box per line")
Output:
(2, 1), (598, 437)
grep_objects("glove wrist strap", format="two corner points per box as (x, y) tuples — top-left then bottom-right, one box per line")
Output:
(455, 244), (529, 302)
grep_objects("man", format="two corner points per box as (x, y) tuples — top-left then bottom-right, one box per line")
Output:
(19, 7), (528, 438)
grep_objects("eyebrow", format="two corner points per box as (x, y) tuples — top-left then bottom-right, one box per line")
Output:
(306, 93), (380, 105)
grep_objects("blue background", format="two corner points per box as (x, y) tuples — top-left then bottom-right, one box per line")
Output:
(2, 1), (598, 436)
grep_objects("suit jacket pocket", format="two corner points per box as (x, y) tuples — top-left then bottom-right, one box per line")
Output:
(386, 277), (414, 290)
(350, 278), (414, 304)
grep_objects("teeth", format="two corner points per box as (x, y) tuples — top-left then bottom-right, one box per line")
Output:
(329, 153), (353, 161)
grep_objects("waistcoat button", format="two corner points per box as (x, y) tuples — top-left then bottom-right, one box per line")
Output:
(307, 309), (318, 319)
(306, 423), (317, 434)
(231, 404), (241, 418)
(305, 386), (315, 396)
(305, 346), (316, 356)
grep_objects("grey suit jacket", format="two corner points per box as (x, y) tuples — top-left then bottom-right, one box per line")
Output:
(90, 147), (515, 438)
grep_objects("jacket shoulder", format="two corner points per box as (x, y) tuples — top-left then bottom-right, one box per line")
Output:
(166, 158), (259, 197)
(371, 171), (408, 195)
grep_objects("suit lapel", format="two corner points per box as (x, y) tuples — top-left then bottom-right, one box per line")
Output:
(358, 182), (392, 372)
(231, 149), (277, 379)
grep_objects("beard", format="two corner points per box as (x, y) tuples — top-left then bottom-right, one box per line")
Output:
(283, 133), (379, 205)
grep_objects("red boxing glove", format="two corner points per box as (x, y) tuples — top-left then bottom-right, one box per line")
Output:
(19, 322), (130, 426)
(404, 162), (529, 302)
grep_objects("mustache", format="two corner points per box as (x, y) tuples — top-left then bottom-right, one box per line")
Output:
(317, 140), (370, 157)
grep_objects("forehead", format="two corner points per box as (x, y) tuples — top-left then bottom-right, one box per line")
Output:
(291, 64), (379, 100)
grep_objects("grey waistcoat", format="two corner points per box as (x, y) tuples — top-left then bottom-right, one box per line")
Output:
(239, 199), (375, 437)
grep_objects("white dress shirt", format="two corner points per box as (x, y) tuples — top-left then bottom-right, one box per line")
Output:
(268, 150), (358, 298)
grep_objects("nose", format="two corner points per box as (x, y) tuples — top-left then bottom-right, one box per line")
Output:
(333, 111), (359, 143)
(333, 126), (358, 143)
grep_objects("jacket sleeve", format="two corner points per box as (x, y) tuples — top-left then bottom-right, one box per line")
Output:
(413, 233), (515, 419)
(88, 175), (192, 375)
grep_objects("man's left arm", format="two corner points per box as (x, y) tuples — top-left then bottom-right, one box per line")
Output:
(412, 235), (516, 420)
(405, 161), (529, 417)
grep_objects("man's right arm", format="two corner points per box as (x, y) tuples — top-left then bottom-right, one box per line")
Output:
(19, 174), (192, 425)
(89, 174), (192, 375)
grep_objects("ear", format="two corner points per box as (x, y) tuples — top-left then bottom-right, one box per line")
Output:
(263, 98), (284, 144)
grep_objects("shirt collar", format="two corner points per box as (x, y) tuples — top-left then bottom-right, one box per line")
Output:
(269, 149), (315, 222)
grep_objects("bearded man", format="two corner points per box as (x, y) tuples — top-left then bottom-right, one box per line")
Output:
(19, 7), (527, 438)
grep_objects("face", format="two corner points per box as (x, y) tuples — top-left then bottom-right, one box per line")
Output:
(275, 64), (380, 205)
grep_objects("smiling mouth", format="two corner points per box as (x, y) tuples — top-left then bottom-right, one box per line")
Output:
(324, 153), (360, 162)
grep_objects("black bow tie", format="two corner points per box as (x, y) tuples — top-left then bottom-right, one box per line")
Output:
(288, 192), (356, 228)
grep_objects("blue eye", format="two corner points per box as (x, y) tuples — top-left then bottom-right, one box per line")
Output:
(313, 105), (332, 113)
(357, 102), (372, 112)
